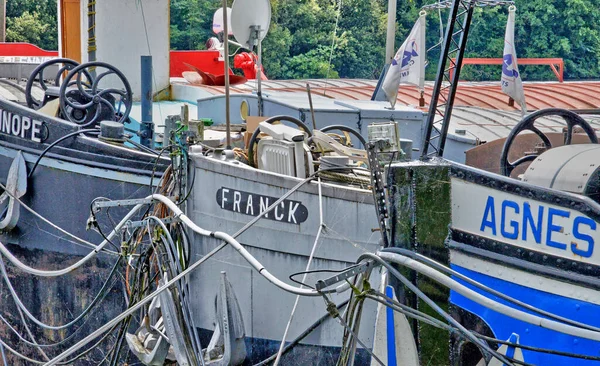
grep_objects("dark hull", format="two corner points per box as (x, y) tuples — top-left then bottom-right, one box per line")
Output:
(0, 98), (163, 364)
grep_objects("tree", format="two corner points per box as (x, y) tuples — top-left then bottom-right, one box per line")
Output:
(6, 0), (57, 50)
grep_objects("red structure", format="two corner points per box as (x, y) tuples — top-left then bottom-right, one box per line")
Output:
(170, 50), (233, 78)
(0, 43), (256, 79)
(0, 42), (58, 58)
(234, 52), (268, 80)
(450, 58), (564, 82)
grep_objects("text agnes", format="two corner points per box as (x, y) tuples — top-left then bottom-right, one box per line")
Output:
(216, 187), (308, 225)
(0, 109), (43, 142)
(479, 196), (597, 258)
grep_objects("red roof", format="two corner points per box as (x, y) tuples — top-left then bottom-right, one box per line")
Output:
(177, 78), (600, 112)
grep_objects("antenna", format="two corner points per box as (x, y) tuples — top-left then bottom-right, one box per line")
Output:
(231, 0), (271, 116)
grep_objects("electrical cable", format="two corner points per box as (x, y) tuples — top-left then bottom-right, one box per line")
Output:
(151, 194), (321, 297)
(289, 266), (359, 289)
(321, 293), (385, 366)
(274, 177), (325, 366)
(381, 247), (600, 333)
(43, 167), (365, 365)
(125, 137), (161, 156)
(0, 255), (122, 331)
(362, 292), (533, 366)
(475, 332), (600, 362)
(364, 290), (595, 365)
(359, 252), (515, 365)
(0, 181), (120, 255)
(0, 201), (144, 276)
(44, 241), (229, 366)
(377, 252), (600, 342)
(0, 278), (118, 349)
(253, 299), (351, 366)
(28, 129), (100, 178)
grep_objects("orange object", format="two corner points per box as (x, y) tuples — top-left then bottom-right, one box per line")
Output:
(60, 0), (82, 62)
(450, 58), (564, 82)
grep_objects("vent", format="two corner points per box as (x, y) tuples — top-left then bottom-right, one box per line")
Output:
(257, 139), (296, 176)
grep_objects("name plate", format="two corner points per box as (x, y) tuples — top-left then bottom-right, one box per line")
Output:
(216, 187), (308, 225)
(452, 179), (598, 263)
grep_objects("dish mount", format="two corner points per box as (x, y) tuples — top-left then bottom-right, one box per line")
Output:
(231, 0), (271, 116)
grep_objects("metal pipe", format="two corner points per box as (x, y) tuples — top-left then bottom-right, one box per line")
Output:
(385, 0), (397, 64)
(306, 84), (317, 130)
(223, 0), (231, 149)
(140, 55), (154, 149)
(257, 34), (263, 116)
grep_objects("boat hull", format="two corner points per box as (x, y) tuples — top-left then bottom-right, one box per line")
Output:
(187, 153), (380, 364)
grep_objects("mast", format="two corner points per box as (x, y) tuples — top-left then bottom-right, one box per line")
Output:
(223, 0), (231, 149)
(420, 0), (476, 158)
(385, 0), (397, 64)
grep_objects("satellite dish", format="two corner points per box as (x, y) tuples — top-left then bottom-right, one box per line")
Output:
(213, 8), (233, 35)
(230, 0), (271, 49)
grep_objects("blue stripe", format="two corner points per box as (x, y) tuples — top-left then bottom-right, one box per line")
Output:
(386, 285), (398, 366)
(450, 264), (600, 365)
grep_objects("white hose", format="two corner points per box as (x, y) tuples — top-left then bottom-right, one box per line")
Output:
(151, 194), (320, 297)
(379, 252), (600, 342)
(0, 203), (145, 277)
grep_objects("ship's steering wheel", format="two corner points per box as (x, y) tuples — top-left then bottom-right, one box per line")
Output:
(500, 108), (598, 177)
(247, 115), (312, 168)
(320, 124), (366, 148)
(59, 61), (133, 127)
(25, 58), (93, 110)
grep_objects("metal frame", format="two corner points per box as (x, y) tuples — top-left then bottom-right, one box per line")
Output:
(420, 0), (515, 158)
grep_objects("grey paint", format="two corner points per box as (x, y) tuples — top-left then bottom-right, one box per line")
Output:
(186, 153), (380, 351)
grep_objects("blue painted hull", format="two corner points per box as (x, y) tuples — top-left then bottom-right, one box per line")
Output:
(451, 264), (600, 364)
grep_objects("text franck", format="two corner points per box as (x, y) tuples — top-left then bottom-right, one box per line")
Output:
(216, 187), (308, 225)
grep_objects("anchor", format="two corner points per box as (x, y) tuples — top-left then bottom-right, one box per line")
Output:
(125, 296), (172, 365)
(126, 271), (246, 365)
(0, 151), (27, 231)
(204, 271), (247, 365)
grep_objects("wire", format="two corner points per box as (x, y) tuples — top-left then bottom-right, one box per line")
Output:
(0, 255), (122, 330)
(0, 200), (143, 276)
(289, 266), (359, 289)
(253, 299), (351, 366)
(377, 252), (600, 342)
(381, 247), (600, 332)
(175, 157), (196, 205)
(28, 129), (99, 178)
(360, 252), (516, 366)
(321, 293), (386, 366)
(362, 292), (536, 366)
(44, 241), (229, 366)
(125, 138), (162, 156)
(475, 332), (600, 362)
(274, 177), (325, 366)
(0, 181), (120, 255)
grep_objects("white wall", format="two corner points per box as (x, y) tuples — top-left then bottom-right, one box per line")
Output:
(81, 0), (170, 101)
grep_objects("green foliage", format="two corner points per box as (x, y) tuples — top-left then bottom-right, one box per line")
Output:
(170, 0), (222, 50)
(281, 45), (339, 79)
(5, 0), (600, 81)
(6, 0), (57, 50)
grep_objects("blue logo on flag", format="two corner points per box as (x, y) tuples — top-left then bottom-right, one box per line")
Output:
(391, 41), (418, 68)
(502, 54), (519, 78)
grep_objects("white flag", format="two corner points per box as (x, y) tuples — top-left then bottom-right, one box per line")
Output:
(501, 6), (527, 113)
(382, 13), (426, 108)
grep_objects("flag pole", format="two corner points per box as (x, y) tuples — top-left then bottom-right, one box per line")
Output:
(385, 0), (397, 65)
(223, 0), (231, 149)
